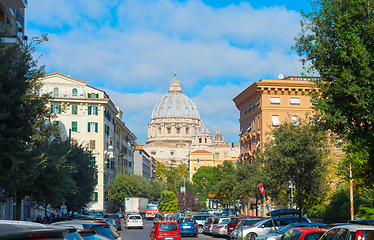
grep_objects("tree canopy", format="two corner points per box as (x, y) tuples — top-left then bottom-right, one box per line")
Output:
(293, 0), (374, 180)
(258, 117), (330, 221)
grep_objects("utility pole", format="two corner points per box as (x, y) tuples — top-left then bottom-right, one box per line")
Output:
(349, 155), (354, 220)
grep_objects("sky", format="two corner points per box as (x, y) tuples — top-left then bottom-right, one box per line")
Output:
(26, 0), (312, 144)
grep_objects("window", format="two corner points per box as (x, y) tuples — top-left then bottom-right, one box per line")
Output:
(215, 153), (219, 160)
(88, 122), (98, 133)
(186, 128), (189, 134)
(51, 104), (61, 114)
(292, 115), (299, 126)
(71, 104), (78, 115)
(272, 115), (279, 126)
(90, 157), (96, 167)
(170, 151), (175, 156)
(177, 128), (180, 134)
(167, 128), (171, 134)
(105, 159), (110, 169)
(88, 106), (98, 115)
(72, 88), (78, 97)
(71, 121), (78, 132)
(53, 87), (59, 97)
(94, 192), (98, 202)
(111, 160), (114, 170)
(53, 121), (60, 126)
(290, 98), (300, 105)
(205, 138), (207, 143)
(151, 151), (156, 155)
(199, 138), (202, 143)
(200, 161), (203, 166)
(207, 161), (210, 165)
(270, 97), (281, 105)
(90, 140), (96, 149)
(88, 93), (99, 98)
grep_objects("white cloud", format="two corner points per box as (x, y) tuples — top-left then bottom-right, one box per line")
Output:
(27, 0), (306, 143)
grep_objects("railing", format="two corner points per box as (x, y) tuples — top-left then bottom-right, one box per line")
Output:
(0, 21), (27, 47)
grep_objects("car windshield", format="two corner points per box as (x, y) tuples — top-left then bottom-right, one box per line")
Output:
(159, 223), (178, 231)
(178, 218), (195, 224)
(240, 219), (262, 227)
(228, 218), (239, 225)
(253, 219), (270, 227)
(90, 226), (119, 239)
(278, 224), (298, 234)
(129, 216), (141, 220)
(147, 205), (158, 210)
(305, 233), (325, 240)
(221, 219), (229, 224)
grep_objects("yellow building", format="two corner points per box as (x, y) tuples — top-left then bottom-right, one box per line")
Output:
(40, 72), (137, 213)
(233, 76), (315, 164)
(189, 148), (239, 180)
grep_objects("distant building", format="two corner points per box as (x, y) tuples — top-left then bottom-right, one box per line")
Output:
(0, 0), (28, 47)
(40, 72), (137, 213)
(143, 72), (240, 180)
(134, 144), (156, 179)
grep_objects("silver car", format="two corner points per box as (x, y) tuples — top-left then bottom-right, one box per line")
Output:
(230, 218), (264, 240)
(212, 219), (230, 236)
(257, 223), (326, 240)
(237, 216), (311, 240)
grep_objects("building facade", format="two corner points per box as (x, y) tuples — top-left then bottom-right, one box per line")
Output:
(134, 145), (156, 179)
(0, 0), (27, 47)
(40, 72), (137, 213)
(143, 73), (240, 180)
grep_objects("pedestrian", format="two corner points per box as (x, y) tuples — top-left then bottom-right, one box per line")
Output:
(35, 215), (43, 223)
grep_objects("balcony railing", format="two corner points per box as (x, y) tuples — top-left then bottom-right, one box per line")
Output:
(0, 22), (27, 47)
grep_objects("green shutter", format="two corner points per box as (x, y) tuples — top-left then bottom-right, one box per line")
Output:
(72, 121), (77, 132)
(95, 122), (98, 133)
(95, 174), (98, 185)
(87, 93), (90, 98)
(72, 105), (77, 115)
(96, 93), (99, 98)
(88, 106), (91, 115)
(58, 105), (61, 114)
(88, 122), (90, 132)
(95, 106), (98, 115)
(107, 126), (110, 136)
(51, 104), (53, 113)
(94, 192), (98, 202)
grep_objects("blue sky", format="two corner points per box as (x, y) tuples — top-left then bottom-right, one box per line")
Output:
(26, 0), (312, 144)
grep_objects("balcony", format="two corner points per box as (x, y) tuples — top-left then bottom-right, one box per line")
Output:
(0, 22), (27, 47)
(0, 0), (27, 8)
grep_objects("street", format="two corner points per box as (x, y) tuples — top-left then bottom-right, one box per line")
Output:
(118, 219), (227, 240)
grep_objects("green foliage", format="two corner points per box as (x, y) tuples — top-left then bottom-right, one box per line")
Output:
(146, 180), (165, 203)
(235, 160), (263, 202)
(293, 0), (374, 180)
(323, 188), (360, 223)
(258, 116), (330, 219)
(63, 143), (97, 213)
(107, 173), (148, 205)
(156, 162), (188, 194)
(357, 186), (374, 219)
(192, 166), (220, 200)
(214, 161), (238, 206)
(158, 191), (178, 214)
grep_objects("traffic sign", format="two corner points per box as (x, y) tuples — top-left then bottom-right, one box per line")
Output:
(259, 183), (265, 196)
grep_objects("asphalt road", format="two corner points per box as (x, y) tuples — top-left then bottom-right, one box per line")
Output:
(118, 219), (229, 240)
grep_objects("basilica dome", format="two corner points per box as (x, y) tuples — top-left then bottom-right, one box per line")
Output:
(151, 73), (200, 120)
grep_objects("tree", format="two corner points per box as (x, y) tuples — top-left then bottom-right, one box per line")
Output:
(214, 161), (238, 214)
(258, 117), (330, 221)
(107, 173), (148, 206)
(176, 191), (201, 212)
(158, 191), (178, 214)
(0, 34), (51, 219)
(293, 0), (374, 180)
(63, 142), (97, 214)
(192, 166), (220, 201)
(357, 186), (374, 219)
(146, 180), (165, 203)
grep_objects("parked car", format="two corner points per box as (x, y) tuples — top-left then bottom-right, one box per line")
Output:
(192, 214), (215, 234)
(237, 215), (311, 240)
(0, 220), (70, 239)
(203, 216), (215, 234)
(212, 219), (231, 236)
(116, 212), (125, 219)
(150, 221), (181, 240)
(278, 227), (327, 240)
(104, 214), (121, 231)
(230, 217), (264, 240)
(125, 214), (143, 229)
(227, 216), (260, 237)
(77, 229), (113, 240)
(349, 220), (374, 226)
(256, 222), (327, 240)
(177, 217), (198, 237)
(319, 224), (374, 240)
(52, 220), (121, 240)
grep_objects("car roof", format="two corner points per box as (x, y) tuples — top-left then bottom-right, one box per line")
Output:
(327, 224), (374, 231)
(291, 227), (327, 233)
(0, 221), (69, 239)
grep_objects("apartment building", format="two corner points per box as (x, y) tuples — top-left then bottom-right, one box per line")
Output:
(134, 145), (156, 179)
(40, 72), (137, 213)
(0, 0), (27, 47)
(233, 76), (315, 164)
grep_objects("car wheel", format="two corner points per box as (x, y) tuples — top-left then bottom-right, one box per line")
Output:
(197, 225), (203, 234)
(246, 233), (258, 240)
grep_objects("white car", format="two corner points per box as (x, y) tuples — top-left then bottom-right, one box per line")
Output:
(125, 215), (143, 229)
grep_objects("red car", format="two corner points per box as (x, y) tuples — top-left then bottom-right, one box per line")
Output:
(227, 216), (259, 237)
(278, 227), (327, 240)
(150, 221), (181, 240)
